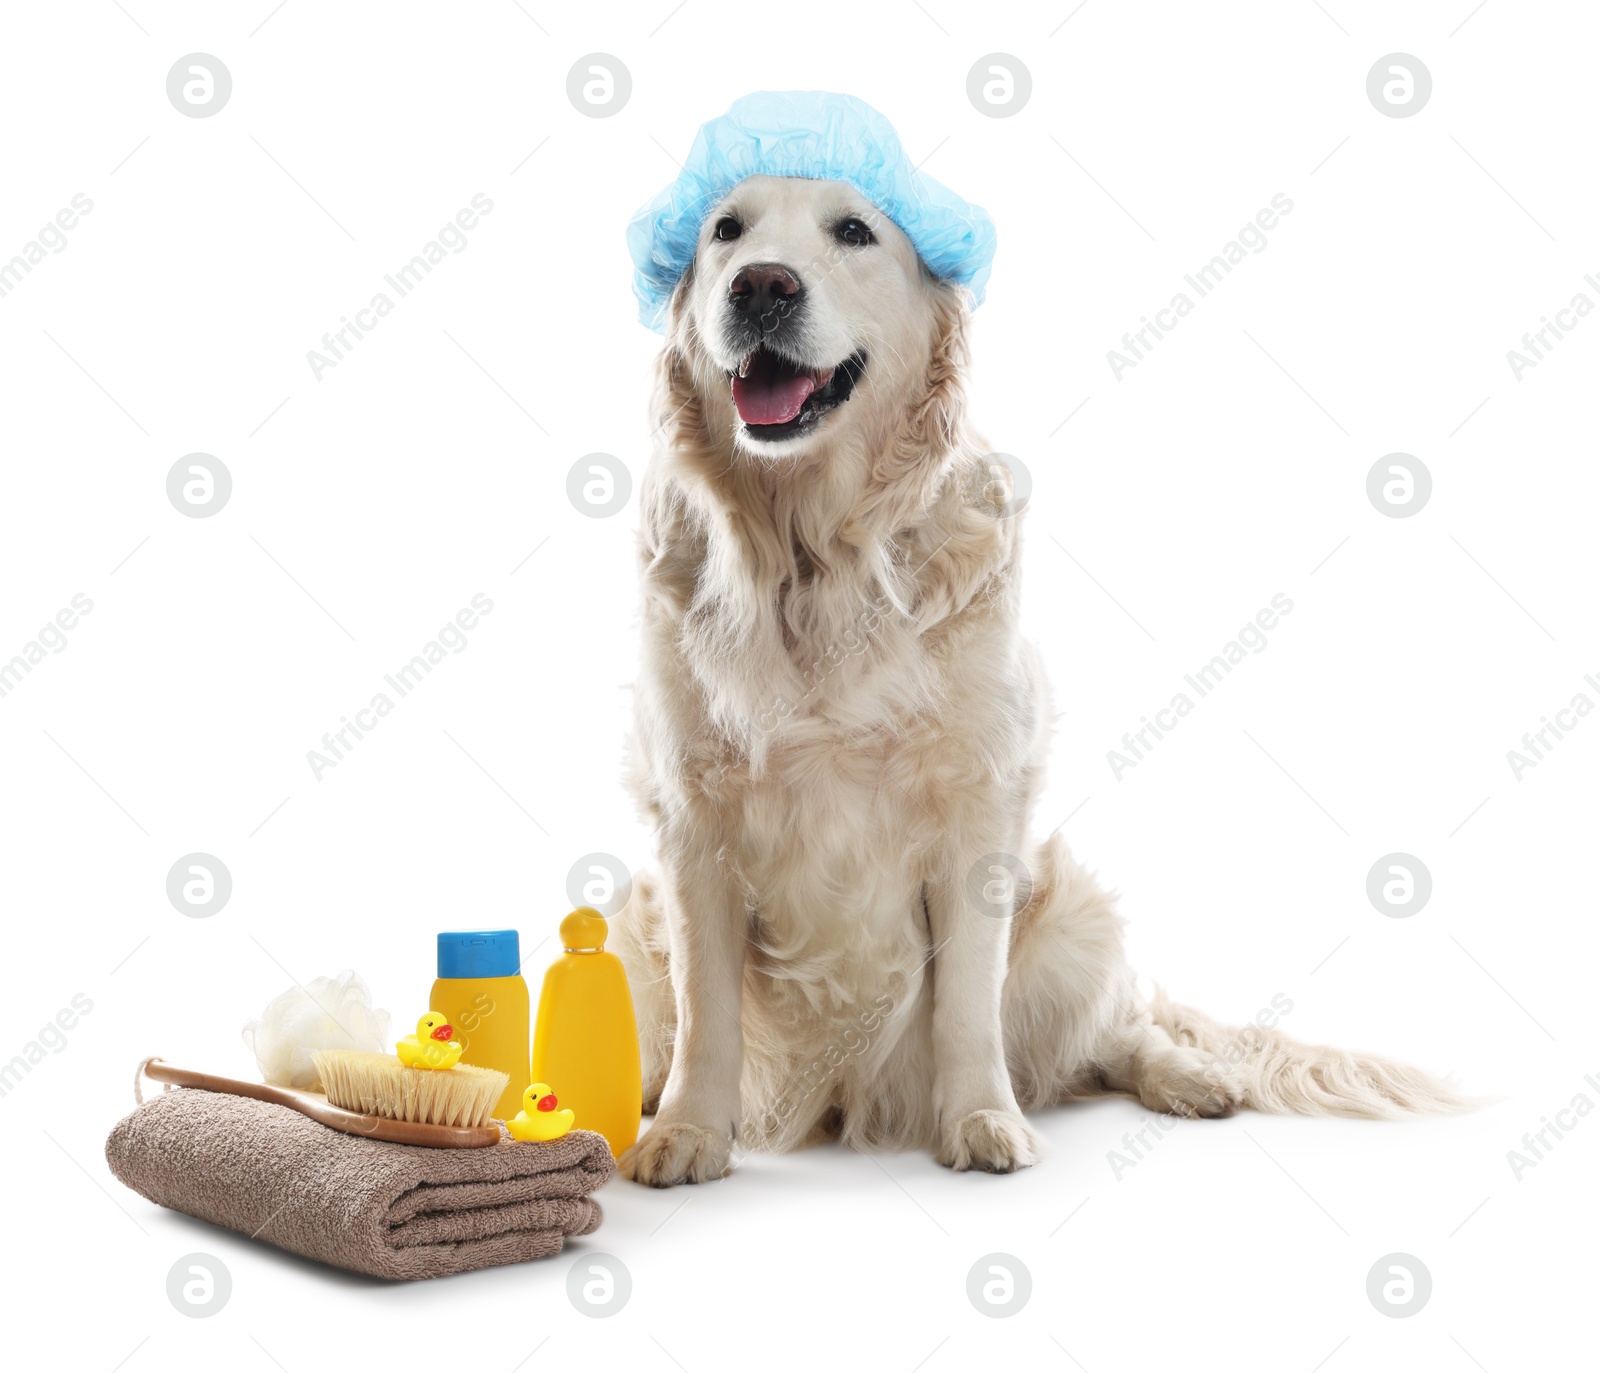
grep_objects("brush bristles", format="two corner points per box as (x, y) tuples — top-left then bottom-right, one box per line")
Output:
(313, 1051), (509, 1128)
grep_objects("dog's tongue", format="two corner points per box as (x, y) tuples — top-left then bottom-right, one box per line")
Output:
(732, 355), (818, 425)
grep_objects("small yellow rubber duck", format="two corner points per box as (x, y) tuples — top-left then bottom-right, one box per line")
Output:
(396, 1012), (464, 1070)
(506, 1082), (575, 1142)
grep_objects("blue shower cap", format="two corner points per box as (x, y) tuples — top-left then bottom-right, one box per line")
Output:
(626, 91), (997, 332)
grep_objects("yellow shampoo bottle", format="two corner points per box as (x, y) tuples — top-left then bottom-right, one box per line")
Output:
(532, 908), (642, 1158)
(431, 930), (531, 1121)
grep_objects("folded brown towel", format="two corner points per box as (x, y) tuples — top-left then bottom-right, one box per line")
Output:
(106, 1087), (614, 1280)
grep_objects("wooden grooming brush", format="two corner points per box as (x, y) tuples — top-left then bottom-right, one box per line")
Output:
(141, 1054), (509, 1148)
(313, 1050), (508, 1132)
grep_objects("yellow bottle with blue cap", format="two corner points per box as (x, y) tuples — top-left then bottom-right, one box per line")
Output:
(531, 908), (641, 1158)
(431, 929), (530, 1121)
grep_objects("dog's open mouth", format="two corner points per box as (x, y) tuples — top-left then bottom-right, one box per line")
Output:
(729, 347), (866, 439)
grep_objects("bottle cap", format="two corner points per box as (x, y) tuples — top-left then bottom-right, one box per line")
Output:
(560, 907), (609, 953)
(437, 929), (521, 979)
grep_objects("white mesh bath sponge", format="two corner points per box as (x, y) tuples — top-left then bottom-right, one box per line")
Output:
(242, 969), (391, 1090)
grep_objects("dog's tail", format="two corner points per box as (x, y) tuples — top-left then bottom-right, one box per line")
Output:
(1005, 835), (1475, 1121)
(1146, 986), (1471, 1119)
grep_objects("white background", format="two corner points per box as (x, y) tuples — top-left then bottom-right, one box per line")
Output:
(2, 1), (1595, 1369)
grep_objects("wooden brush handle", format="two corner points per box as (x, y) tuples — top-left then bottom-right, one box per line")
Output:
(141, 1059), (501, 1149)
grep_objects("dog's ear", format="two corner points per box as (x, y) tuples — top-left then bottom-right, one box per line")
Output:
(649, 264), (705, 448)
(663, 260), (696, 340)
(864, 281), (975, 551)
(916, 283), (971, 452)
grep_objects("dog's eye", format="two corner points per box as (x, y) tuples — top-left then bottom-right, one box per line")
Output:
(712, 217), (742, 243)
(835, 217), (876, 247)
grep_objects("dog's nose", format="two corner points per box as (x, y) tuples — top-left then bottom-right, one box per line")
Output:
(728, 262), (802, 324)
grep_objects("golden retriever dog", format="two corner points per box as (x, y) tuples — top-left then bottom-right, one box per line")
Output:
(611, 174), (1462, 1187)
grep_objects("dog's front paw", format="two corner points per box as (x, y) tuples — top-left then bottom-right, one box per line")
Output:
(619, 1121), (733, 1187)
(939, 1109), (1040, 1174)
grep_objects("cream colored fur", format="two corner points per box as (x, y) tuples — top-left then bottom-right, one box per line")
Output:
(612, 176), (1463, 1186)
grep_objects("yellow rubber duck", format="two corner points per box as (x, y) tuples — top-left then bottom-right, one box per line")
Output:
(396, 1012), (464, 1070)
(506, 1083), (575, 1142)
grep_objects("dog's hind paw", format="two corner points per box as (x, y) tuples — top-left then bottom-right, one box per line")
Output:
(619, 1121), (732, 1187)
(939, 1108), (1040, 1174)
(1136, 1057), (1246, 1120)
